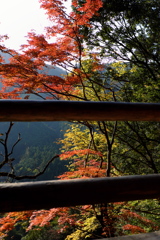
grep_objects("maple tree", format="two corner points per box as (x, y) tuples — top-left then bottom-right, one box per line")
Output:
(0, 0), (160, 239)
(0, 0), (103, 100)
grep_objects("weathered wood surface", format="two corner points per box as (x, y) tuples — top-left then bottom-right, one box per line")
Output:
(1, 100), (160, 121)
(99, 231), (160, 239)
(1, 174), (160, 212)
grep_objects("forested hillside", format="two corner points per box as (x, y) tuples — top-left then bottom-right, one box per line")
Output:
(0, 121), (68, 181)
(0, 52), (68, 181)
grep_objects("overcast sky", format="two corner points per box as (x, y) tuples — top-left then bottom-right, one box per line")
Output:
(0, 0), (71, 50)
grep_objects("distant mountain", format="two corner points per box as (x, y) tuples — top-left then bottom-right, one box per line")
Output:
(0, 121), (69, 182)
(0, 121), (62, 160)
(0, 52), (68, 181)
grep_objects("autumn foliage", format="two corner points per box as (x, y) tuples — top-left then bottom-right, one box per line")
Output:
(0, 0), (160, 239)
(0, 0), (103, 100)
(0, 148), (158, 238)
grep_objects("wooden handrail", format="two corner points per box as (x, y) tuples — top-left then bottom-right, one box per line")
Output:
(1, 174), (160, 212)
(0, 100), (160, 212)
(0, 100), (160, 121)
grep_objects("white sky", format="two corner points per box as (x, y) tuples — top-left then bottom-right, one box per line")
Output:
(0, 0), (71, 50)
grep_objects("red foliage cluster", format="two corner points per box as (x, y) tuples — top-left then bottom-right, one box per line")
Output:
(123, 224), (146, 234)
(0, 0), (103, 100)
(0, 212), (33, 233)
(60, 149), (103, 160)
(58, 148), (106, 179)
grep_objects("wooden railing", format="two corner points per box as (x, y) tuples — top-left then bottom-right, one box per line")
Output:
(1, 100), (160, 121)
(1, 100), (160, 212)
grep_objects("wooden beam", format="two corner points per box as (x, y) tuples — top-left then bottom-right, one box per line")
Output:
(1, 174), (160, 212)
(0, 100), (160, 121)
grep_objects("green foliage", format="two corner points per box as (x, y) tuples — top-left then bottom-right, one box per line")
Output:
(21, 226), (65, 240)
(80, 0), (160, 102)
(4, 224), (26, 240)
(112, 121), (160, 175)
(15, 145), (68, 181)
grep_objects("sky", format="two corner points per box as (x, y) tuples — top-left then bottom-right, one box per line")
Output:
(0, 0), (71, 50)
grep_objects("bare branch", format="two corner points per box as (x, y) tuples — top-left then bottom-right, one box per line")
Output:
(0, 155), (59, 180)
